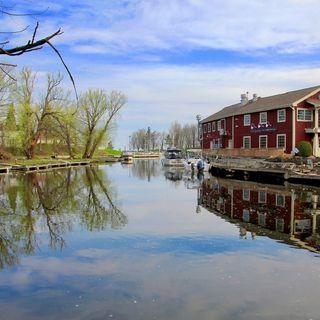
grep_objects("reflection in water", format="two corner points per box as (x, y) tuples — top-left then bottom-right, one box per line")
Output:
(129, 159), (162, 181)
(199, 177), (320, 252)
(0, 166), (126, 269)
(2, 161), (320, 320)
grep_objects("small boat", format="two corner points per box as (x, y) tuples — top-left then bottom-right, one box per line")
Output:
(183, 149), (210, 172)
(121, 152), (133, 164)
(161, 148), (185, 167)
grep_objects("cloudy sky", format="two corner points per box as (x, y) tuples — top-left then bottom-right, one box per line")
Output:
(4, 0), (320, 147)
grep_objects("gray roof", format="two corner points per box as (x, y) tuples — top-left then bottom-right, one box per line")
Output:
(201, 85), (320, 123)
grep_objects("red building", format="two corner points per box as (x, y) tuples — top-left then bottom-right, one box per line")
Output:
(200, 86), (320, 157)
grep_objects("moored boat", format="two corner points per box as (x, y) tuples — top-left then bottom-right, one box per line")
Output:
(161, 148), (185, 167)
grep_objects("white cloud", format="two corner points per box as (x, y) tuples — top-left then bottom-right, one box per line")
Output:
(30, 0), (320, 54)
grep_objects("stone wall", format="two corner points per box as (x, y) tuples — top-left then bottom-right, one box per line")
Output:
(202, 147), (286, 158)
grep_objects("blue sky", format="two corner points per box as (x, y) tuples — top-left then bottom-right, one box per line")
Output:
(4, 0), (320, 147)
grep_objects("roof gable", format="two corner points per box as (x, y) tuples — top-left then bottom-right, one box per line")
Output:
(201, 85), (320, 123)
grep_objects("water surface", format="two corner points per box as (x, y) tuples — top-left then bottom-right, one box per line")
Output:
(0, 160), (320, 320)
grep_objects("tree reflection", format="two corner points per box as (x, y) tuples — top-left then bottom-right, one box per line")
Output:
(0, 166), (126, 269)
(130, 159), (161, 181)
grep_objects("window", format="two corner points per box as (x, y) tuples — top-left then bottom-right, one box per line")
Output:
(297, 108), (313, 121)
(243, 209), (250, 222)
(259, 135), (268, 149)
(221, 119), (225, 129)
(243, 136), (251, 149)
(204, 124), (207, 133)
(244, 114), (251, 126)
(211, 138), (221, 149)
(259, 112), (267, 124)
(258, 213), (266, 226)
(277, 134), (286, 149)
(277, 109), (286, 122)
(208, 122), (211, 132)
(276, 219), (284, 232)
(217, 120), (221, 131)
(212, 121), (216, 131)
(276, 194), (285, 207)
(258, 191), (267, 203)
(243, 189), (250, 201)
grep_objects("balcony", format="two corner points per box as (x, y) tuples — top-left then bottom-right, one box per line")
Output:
(305, 127), (320, 134)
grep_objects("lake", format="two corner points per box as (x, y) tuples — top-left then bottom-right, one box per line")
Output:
(0, 159), (320, 320)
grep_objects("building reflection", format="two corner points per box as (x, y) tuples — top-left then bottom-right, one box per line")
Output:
(199, 177), (320, 252)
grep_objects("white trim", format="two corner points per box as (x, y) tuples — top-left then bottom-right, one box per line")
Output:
(276, 134), (286, 149)
(277, 109), (286, 123)
(276, 194), (285, 207)
(212, 121), (216, 132)
(297, 108), (313, 122)
(259, 112), (267, 124)
(292, 88), (320, 106)
(243, 190), (250, 201)
(243, 114), (251, 126)
(208, 122), (211, 132)
(258, 191), (267, 203)
(259, 135), (268, 149)
(291, 107), (296, 151)
(217, 120), (221, 131)
(243, 136), (251, 149)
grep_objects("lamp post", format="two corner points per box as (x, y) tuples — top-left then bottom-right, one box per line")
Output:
(196, 114), (202, 149)
(129, 135), (131, 151)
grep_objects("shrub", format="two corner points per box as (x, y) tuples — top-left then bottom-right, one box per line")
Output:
(298, 141), (313, 157)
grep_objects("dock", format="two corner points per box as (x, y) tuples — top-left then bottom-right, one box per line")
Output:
(209, 158), (320, 185)
(0, 160), (94, 174)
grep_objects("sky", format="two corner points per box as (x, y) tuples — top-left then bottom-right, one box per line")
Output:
(3, 0), (320, 147)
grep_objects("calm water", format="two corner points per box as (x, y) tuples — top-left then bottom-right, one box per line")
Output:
(0, 160), (320, 320)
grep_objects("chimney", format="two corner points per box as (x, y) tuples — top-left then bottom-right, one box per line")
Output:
(240, 93), (248, 106)
(252, 93), (258, 101)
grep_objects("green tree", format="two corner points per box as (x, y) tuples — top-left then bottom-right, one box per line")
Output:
(5, 103), (16, 131)
(79, 90), (127, 159)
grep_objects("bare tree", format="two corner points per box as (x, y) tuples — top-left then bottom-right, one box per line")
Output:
(16, 68), (64, 158)
(79, 90), (127, 159)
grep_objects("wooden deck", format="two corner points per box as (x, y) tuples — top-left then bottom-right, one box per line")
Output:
(209, 158), (320, 185)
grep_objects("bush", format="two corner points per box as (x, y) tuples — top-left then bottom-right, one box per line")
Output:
(298, 141), (313, 157)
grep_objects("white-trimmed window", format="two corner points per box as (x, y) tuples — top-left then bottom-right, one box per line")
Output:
(277, 109), (286, 123)
(258, 213), (266, 226)
(208, 122), (211, 132)
(259, 112), (267, 124)
(259, 135), (268, 149)
(297, 108), (313, 122)
(204, 124), (207, 133)
(243, 189), (250, 201)
(276, 219), (284, 232)
(258, 191), (267, 203)
(277, 134), (286, 149)
(276, 194), (285, 207)
(244, 114), (251, 126)
(217, 120), (221, 131)
(221, 119), (225, 129)
(243, 209), (250, 222)
(243, 136), (251, 149)
(212, 121), (216, 132)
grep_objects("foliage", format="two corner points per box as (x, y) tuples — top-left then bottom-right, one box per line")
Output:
(0, 67), (126, 159)
(298, 141), (313, 157)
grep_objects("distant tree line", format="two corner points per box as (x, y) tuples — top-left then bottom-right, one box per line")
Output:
(0, 66), (126, 159)
(130, 121), (199, 151)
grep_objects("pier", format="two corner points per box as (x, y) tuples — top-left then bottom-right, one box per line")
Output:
(209, 157), (320, 185)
